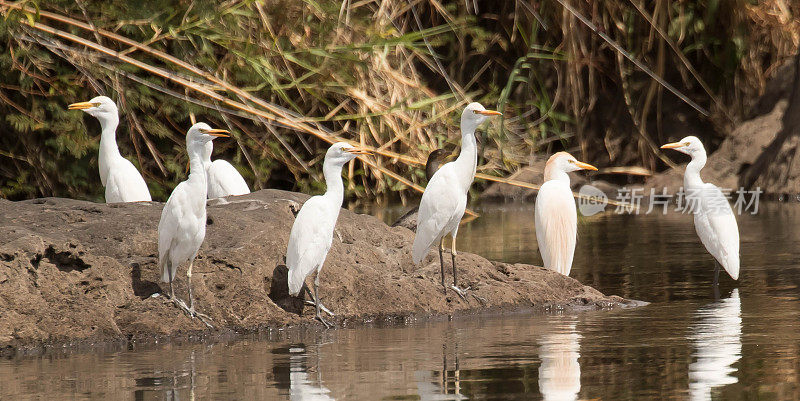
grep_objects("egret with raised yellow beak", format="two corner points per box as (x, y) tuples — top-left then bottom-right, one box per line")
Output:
(68, 96), (151, 203)
(661, 136), (740, 283)
(286, 142), (372, 327)
(158, 122), (229, 325)
(534, 152), (598, 276)
(412, 102), (502, 299)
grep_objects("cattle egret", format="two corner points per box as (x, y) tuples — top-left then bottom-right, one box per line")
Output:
(412, 102), (501, 299)
(158, 122), (229, 326)
(68, 96), (151, 203)
(534, 152), (597, 276)
(286, 142), (371, 327)
(661, 136), (740, 283)
(202, 140), (251, 199)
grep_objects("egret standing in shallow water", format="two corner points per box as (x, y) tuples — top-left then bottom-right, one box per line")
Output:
(534, 152), (597, 276)
(286, 142), (371, 327)
(158, 122), (229, 326)
(68, 96), (151, 203)
(202, 140), (251, 199)
(661, 136), (740, 283)
(412, 102), (501, 298)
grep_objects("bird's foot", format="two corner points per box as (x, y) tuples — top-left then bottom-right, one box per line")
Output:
(304, 300), (335, 317)
(188, 308), (215, 329)
(450, 285), (470, 301)
(167, 297), (215, 328)
(315, 313), (333, 329)
(471, 293), (488, 305)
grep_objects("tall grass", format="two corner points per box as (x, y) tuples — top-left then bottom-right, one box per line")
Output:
(0, 0), (797, 201)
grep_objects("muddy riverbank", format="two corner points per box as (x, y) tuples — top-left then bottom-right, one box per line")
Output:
(0, 190), (640, 354)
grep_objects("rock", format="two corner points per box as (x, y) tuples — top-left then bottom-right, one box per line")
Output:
(0, 190), (640, 352)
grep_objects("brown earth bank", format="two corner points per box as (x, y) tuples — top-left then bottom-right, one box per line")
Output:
(0, 189), (641, 354)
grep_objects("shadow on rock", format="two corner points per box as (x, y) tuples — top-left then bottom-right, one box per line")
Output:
(131, 263), (160, 299)
(268, 263), (306, 315)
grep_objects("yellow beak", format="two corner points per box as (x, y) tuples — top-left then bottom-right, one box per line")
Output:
(346, 146), (372, 155)
(201, 128), (230, 137)
(575, 161), (598, 171)
(68, 101), (96, 110)
(660, 142), (684, 149)
(475, 110), (503, 116)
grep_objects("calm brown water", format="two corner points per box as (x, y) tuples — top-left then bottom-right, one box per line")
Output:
(3, 202), (800, 400)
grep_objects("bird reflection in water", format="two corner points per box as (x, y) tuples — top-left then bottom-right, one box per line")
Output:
(688, 289), (742, 401)
(415, 343), (466, 400)
(538, 320), (581, 401)
(272, 344), (335, 401)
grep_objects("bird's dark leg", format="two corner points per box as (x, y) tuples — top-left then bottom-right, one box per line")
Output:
(313, 279), (332, 329)
(439, 239), (446, 294)
(450, 237), (468, 301)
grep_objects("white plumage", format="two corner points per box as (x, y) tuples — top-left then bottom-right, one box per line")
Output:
(412, 103), (501, 296)
(534, 152), (597, 276)
(202, 141), (251, 199)
(158, 122), (229, 322)
(286, 142), (370, 326)
(662, 136), (740, 281)
(68, 96), (151, 203)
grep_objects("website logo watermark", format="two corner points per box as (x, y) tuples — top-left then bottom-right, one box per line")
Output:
(577, 186), (762, 216)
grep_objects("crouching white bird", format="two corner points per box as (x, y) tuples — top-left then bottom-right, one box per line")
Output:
(202, 140), (251, 199)
(534, 152), (597, 276)
(286, 142), (371, 327)
(412, 102), (501, 299)
(661, 136), (740, 283)
(68, 96), (152, 203)
(158, 122), (229, 326)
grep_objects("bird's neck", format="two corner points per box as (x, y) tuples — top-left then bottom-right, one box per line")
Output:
(452, 127), (478, 190)
(187, 141), (208, 188)
(323, 162), (345, 206)
(684, 152), (707, 189)
(544, 164), (570, 184)
(98, 116), (121, 159)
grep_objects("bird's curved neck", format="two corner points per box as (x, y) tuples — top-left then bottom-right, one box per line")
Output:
(187, 141), (208, 187)
(98, 115), (121, 159)
(544, 164), (570, 184)
(684, 152), (707, 188)
(453, 126), (478, 190)
(323, 161), (345, 205)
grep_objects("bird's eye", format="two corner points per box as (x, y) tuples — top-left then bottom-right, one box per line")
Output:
(92, 103), (101, 107)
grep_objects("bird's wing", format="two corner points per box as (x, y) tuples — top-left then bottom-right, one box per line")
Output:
(412, 168), (462, 264)
(106, 158), (151, 202)
(697, 183), (740, 279)
(535, 181), (577, 275)
(286, 196), (335, 295)
(207, 160), (250, 198)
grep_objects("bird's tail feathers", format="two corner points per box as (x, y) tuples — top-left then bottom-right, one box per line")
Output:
(723, 253), (740, 280)
(287, 267), (304, 297)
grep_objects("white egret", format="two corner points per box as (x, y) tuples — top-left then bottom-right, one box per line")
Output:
(68, 96), (152, 203)
(661, 136), (740, 283)
(158, 122), (229, 325)
(391, 149), (455, 230)
(286, 142), (371, 327)
(534, 152), (597, 276)
(412, 102), (502, 298)
(202, 141), (251, 199)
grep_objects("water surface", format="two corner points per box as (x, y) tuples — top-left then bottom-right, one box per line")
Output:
(3, 202), (799, 400)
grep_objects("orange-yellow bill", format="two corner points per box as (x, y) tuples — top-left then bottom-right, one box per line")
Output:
(345, 146), (372, 155)
(475, 110), (502, 116)
(68, 101), (96, 110)
(201, 128), (230, 137)
(575, 161), (598, 171)
(660, 142), (684, 149)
